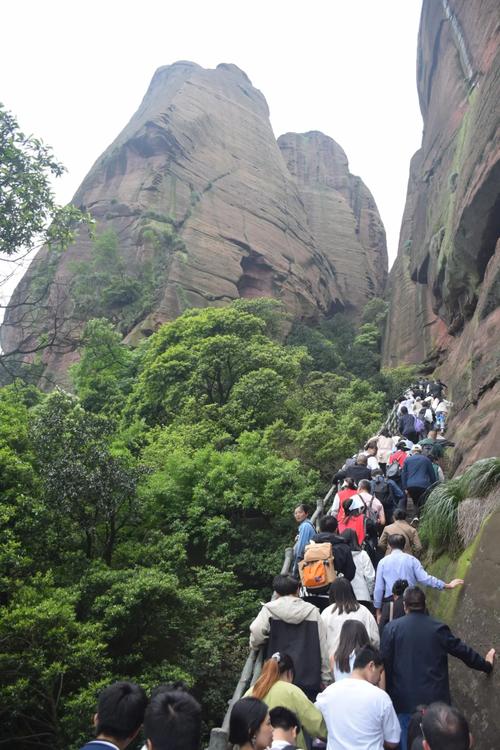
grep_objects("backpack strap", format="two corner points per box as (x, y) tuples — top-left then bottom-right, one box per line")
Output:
(354, 494), (367, 512)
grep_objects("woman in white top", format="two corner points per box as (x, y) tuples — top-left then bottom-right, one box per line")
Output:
(321, 578), (380, 662)
(340, 528), (375, 609)
(331, 619), (370, 682)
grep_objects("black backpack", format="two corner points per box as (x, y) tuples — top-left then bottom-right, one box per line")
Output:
(360, 495), (379, 543)
(372, 476), (391, 506)
(387, 461), (401, 480)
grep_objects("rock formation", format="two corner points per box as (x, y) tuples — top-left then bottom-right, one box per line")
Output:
(278, 132), (387, 311)
(427, 502), (500, 750)
(1, 62), (387, 381)
(383, 0), (500, 472)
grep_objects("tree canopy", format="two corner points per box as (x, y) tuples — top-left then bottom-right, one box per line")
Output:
(0, 295), (403, 748)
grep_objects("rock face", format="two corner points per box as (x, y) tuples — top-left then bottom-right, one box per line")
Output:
(383, 0), (500, 472)
(1, 62), (387, 381)
(428, 505), (500, 750)
(278, 132), (387, 311)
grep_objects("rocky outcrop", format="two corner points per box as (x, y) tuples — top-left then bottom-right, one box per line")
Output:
(278, 132), (387, 311)
(427, 504), (500, 749)
(1, 62), (387, 381)
(383, 0), (500, 472)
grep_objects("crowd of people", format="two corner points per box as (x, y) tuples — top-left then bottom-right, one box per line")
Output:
(240, 381), (495, 749)
(79, 382), (493, 750)
(246, 574), (494, 750)
(78, 674), (483, 750)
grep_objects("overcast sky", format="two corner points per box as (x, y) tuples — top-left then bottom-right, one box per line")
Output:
(1, 0), (423, 302)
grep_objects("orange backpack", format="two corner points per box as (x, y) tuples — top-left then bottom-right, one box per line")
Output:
(299, 542), (336, 590)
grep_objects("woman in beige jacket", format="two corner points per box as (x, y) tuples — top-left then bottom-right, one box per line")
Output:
(370, 429), (394, 474)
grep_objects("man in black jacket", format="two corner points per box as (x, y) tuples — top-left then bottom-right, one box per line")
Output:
(312, 515), (356, 581)
(333, 453), (372, 485)
(381, 586), (495, 750)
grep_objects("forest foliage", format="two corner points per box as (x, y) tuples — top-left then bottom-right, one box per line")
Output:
(0, 295), (399, 748)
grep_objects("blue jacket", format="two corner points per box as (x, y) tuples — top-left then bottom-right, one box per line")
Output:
(401, 453), (435, 490)
(294, 519), (316, 565)
(398, 413), (416, 436)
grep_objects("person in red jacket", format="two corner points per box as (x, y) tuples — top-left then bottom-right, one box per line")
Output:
(329, 478), (357, 524)
(388, 441), (410, 469)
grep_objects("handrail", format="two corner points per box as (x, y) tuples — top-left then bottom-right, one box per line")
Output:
(382, 402), (399, 435)
(207, 387), (423, 749)
(311, 482), (336, 527)
(207, 547), (294, 750)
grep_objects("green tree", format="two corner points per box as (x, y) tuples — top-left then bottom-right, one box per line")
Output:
(0, 383), (43, 598)
(294, 378), (385, 475)
(127, 306), (310, 426)
(378, 364), (420, 405)
(0, 573), (110, 750)
(287, 322), (344, 372)
(361, 297), (388, 332)
(70, 318), (135, 414)
(350, 323), (382, 378)
(139, 427), (319, 586)
(0, 104), (91, 256)
(31, 390), (140, 564)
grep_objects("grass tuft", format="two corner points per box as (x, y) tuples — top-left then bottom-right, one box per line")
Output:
(420, 460), (500, 557)
(420, 481), (464, 556)
(462, 457), (500, 498)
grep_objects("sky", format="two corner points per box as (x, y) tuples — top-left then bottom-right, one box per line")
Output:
(1, 0), (423, 303)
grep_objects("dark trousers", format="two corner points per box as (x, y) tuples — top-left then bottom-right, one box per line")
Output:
(407, 486), (428, 512)
(404, 431), (419, 444)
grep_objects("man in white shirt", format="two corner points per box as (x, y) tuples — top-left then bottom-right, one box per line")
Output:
(397, 395), (415, 415)
(316, 646), (400, 750)
(269, 706), (304, 749)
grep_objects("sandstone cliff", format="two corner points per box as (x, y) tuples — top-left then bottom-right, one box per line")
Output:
(1, 62), (387, 381)
(278, 132), (387, 312)
(427, 503), (500, 749)
(383, 0), (500, 472)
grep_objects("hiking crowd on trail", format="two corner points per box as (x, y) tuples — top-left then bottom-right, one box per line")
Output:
(77, 381), (494, 750)
(73, 671), (486, 750)
(241, 380), (495, 749)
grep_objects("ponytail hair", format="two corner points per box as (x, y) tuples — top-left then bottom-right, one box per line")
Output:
(252, 653), (295, 700)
